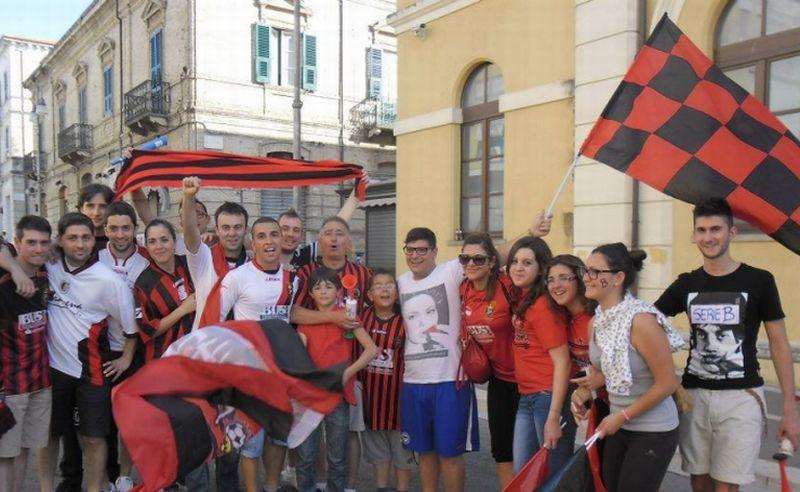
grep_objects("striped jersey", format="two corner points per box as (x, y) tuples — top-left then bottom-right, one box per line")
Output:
(46, 258), (137, 384)
(359, 307), (405, 431)
(0, 267), (50, 394)
(295, 259), (372, 313)
(134, 255), (195, 362)
(220, 260), (298, 322)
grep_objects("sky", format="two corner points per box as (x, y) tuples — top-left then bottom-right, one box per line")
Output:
(0, 0), (95, 43)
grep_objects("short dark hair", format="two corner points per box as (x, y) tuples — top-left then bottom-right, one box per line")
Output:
(178, 197), (208, 216)
(251, 216), (279, 235)
(591, 242), (647, 291)
(693, 197), (733, 227)
(278, 208), (301, 222)
(321, 216), (350, 232)
(15, 215), (51, 240)
(214, 202), (249, 226)
(307, 267), (343, 293)
(105, 201), (137, 227)
(144, 218), (177, 241)
(369, 268), (396, 287)
(78, 183), (114, 209)
(404, 227), (436, 249)
(58, 212), (94, 236)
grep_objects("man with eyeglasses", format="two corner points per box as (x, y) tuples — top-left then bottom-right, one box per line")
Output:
(396, 214), (551, 492)
(654, 197), (799, 492)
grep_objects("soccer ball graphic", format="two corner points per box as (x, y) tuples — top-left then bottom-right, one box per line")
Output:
(226, 422), (248, 450)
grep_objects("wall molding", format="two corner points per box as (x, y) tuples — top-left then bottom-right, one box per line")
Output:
(387, 0), (480, 34)
(498, 79), (574, 113)
(393, 107), (462, 135)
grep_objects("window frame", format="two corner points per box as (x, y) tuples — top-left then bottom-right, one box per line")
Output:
(102, 65), (113, 117)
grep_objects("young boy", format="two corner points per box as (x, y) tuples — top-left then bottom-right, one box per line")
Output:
(360, 270), (414, 492)
(296, 267), (377, 492)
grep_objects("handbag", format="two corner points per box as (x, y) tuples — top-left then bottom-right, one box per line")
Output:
(458, 281), (493, 384)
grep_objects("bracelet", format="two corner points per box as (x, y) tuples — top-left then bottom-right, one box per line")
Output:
(621, 409), (632, 422)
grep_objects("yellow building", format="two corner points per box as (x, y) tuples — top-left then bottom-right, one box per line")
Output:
(388, 0), (800, 384)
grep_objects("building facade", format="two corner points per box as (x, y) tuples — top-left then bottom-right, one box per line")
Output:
(25, 0), (398, 252)
(0, 36), (53, 236)
(389, 0), (800, 383)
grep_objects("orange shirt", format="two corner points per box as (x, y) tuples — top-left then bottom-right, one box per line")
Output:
(568, 311), (592, 377)
(461, 274), (515, 383)
(298, 322), (356, 405)
(512, 296), (568, 394)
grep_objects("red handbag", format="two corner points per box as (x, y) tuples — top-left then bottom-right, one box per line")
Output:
(458, 281), (492, 384)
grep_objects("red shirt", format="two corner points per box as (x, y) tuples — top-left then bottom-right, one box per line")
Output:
(512, 296), (568, 394)
(298, 322), (356, 405)
(568, 311), (592, 377)
(461, 274), (515, 383)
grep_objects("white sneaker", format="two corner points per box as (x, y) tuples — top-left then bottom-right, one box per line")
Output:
(115, 476), (135, 492)
(280, 466), (297, 487)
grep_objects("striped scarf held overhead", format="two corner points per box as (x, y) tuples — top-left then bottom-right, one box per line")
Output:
(113, 149), (367, 201)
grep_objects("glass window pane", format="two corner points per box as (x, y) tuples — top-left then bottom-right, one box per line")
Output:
(488, 118), (504, 157)
(462, 66), (486, 107)
(766, 0), (800, 34)
(282, 31), (296, 87)
(723, 65), (756, 95)
(488, 195), (503, 234)
(461, 159), (483, 196)
(461, 197), (481, 233)
(488, 157), (503, 194)
(718, 0), (763, 46)
(486, 64), (504, 102)
(461, 122), (483, 160)
(769, 55), (800, 112)
(779, 111), (800, 138)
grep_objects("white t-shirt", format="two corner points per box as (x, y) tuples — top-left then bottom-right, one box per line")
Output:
(46, 259), (137, 380)
(220, 261), (298, 322)
(397, 259), (464, 384)
(186, 242), (219, 331)
(98, 246), (150, 291)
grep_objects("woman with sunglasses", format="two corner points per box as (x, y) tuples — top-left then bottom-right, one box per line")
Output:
(572, 243), (684, 492)
(458, 233), (517, 487)
(506, 237), (575, 477)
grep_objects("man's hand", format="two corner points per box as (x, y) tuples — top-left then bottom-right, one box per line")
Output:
(122, 146), (134, 160)
(183, 176), (201, 197)
(530, 210), (553, 238)
(180, 294), (197, 315)
(103, 355), (132, 382)
(10, 269), (35, 298)
(201, 232), (218, 245)
(779, 408), (800, 447)
(329, 310), (360, 331)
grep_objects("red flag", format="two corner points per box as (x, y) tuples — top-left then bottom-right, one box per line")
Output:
(113, 149), (367, 201)
(503, 448), (549, 492)
(581, 14), (800, 255)
(113, 319), (346, 492)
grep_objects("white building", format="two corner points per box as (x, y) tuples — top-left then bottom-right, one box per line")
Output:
(0, 35), (53, 237)
(26, 0), (397, 252)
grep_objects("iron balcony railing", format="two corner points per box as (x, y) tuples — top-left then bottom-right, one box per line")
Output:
(349, 96), (397, 135)
(22, 151), (47, 177)
(124, 79), (170, 127)
(58, 123), (93, 161)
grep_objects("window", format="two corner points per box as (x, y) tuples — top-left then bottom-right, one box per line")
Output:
(4, 127), (9, 156)
(252, 24), (316, 91)
(261, 151), (295, 217)
(150, 30), (163, 82)
(78, 87), (87, 124)
(58, 186), (67, 217)
(460, 63), (505, 236)
(103, 66), (113, 117)
(81, 173), (92, 188)
(58, 103), (66, 131)
(2, 72), (7, 101)
(367, 47), (382, 98)
(716, 0), (800, 233)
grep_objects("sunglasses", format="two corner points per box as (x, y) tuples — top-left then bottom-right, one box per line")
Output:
(458, 254), (490, 266)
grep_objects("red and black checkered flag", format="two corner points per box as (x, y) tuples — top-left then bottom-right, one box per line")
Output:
(581, 14), (800, 254)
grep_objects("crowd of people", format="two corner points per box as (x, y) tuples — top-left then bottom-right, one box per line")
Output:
(0, 172), (796, 492)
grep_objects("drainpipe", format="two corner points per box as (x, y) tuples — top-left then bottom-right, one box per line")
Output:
(630, 0), (646, 295)
(292, 0), (303, 213)
(116, 0), (124, 154)
(338, 0), (345, 205)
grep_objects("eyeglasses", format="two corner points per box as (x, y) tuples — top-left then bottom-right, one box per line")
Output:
(545, 275), (578, 285)
(403, 246), (431, 256)
(458, 254), (489, 266)
(584, 268), (620, 279)
(371, 283), (397, 292)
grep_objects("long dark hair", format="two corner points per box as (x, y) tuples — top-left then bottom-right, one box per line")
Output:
(544, 254), (597, 320)
(505, 236), (552, 319)
(461, 232), (501, 302)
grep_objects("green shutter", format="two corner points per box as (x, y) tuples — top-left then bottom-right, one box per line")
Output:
(367, 47), (382, 98)
(302, 34), (317, 91)
(253, 23), (271, 84)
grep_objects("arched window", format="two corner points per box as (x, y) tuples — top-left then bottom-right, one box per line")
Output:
(460, 63), (504, 236)
(80, 172), (92, 188)
(58, 186), (68, 217)
(716, 0), (800, 136)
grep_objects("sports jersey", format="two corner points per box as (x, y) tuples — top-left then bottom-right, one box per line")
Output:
(98, 245), (150, 291)
(287, 242), (318, 271)
(295, 259), (371, 314)
(134, 255), (195, 362)
(219, 260), (298, 322)
(512, 296), (568, 394)
(0, 267), (50, 394)
(359, 307), (405, 431)
(187, 242), (249, 330)
(568, 311), (592, 377)
(460, 274), (515, 383)
(46, 258), (137, 385)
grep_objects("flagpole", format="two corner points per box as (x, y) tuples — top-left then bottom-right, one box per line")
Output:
(546, 153), (580, 217)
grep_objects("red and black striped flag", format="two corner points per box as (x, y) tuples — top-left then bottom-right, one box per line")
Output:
(581, 14), (800, 254)
(112, 319), (346, 492)
(113, 149), (367, 201)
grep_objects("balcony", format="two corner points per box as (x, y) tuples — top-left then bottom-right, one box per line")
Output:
(124, 79), (170, 135)
(349, 96), (396, 146)
(22, 152), (47, 179)
(58, 124), (93, 164)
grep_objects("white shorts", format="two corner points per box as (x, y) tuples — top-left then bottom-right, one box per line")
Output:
(349, 381), (365, 432)
(0, 389), (52, 458)
(679, 387), (764, 485)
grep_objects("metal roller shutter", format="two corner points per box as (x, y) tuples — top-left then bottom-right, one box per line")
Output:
(365, 205), (395, 273)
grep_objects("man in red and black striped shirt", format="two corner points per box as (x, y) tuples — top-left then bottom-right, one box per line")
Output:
(0, 216), (52, 491)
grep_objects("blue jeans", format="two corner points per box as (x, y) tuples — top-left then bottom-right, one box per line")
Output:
(296, 401), (349, 492)
(512, 391), (576, 476)
(184, 463), (210, 492)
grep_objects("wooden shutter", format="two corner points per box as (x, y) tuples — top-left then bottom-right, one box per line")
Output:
(103, 67), (113, 116)
(253, 24), (271, 84)
(367, 47), (382, 98)
(302, 34), (317, 91)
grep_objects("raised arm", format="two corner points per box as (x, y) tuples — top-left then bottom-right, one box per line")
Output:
(496, 210), (552, 263)
(181, 177), (202, 254)
(130, 188), (156, 225)
(336, 185), (362, 224)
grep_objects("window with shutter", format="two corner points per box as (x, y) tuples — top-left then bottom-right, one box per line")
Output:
(103, 66), (113, 117)
(78, 88), (87, 124)
(150, 30), (163, 82)
(302, 34), (317, 91)
(253, 23), (271, 84)
(367, 47), (382, 98)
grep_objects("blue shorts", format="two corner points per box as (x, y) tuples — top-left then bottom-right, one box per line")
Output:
(240, 430), (287, 459)
(400, 381), (479, 457)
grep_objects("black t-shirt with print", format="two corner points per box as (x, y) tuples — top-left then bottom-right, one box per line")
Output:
(655, 263), (784, 390)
